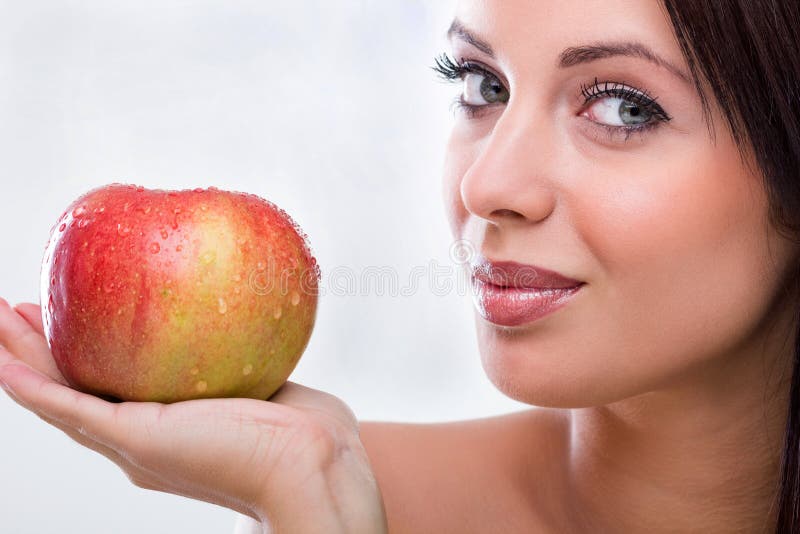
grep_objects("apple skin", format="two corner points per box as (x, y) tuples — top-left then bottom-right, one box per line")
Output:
(40, 184), (319, 403)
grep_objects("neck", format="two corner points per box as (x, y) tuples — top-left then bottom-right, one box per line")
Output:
(564, 305), (795, 534)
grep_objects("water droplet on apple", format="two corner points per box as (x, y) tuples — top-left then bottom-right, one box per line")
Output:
(256, 262), (266, 271)
(194, 188), (205, 193)
(150, 242), (160, 254)
(117, 308), (123, 315)
(242, 364), (253, 376)
(200, 205), (207, 211)
(50, 276), (56, 286)
(291, 292), (300, 306)
(77, 219), (89, 228)
(93, 206), (105, 214)
(201, 251), (216, 264)
(233, 286), (241, 294)
(231, 273), (242, 282)
(123, 202), (131, 212)
(160, 229), (169, 239)
(58, 223), (66, 232)
(195, 380), (208, 393)
(72, 206), (86, 217)
(103, 281), (115, 293)
(190, 367), (199, 375)
(218, 297), (227, 314)
(273, 307), (282, 319)
(136, 186), (144, 193)
(176, 245), (183, 252)
(117, 224), (131, 237)
(47, 295), (54, 313)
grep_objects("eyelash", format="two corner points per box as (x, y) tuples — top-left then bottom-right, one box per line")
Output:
(430, 52), (673, 142)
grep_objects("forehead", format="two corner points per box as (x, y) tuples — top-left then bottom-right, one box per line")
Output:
(451, 0), (684, 72)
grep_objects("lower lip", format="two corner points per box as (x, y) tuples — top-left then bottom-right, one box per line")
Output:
(471, 278), (584, 327)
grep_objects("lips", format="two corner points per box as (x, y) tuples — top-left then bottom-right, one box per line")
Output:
(470, 256), (584, 327)
(470, 257), (584, 290)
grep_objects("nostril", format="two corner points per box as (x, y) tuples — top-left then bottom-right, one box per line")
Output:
(490, 208), (525, 219)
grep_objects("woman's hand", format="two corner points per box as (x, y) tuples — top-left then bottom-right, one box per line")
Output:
(0, 298), (387, 534)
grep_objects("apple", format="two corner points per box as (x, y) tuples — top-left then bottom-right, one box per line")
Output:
(40, 184), (319, 403)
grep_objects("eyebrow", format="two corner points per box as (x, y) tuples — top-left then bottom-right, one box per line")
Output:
(446, 18), (692, 85)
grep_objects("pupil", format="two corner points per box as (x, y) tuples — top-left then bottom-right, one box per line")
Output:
(619, 100), (650, 125)
(480, 78), (508, 103)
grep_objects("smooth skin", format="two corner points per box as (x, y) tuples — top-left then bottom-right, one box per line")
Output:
(3, 0), (800, 533)
(361, 0), (799, 531)
(0, 299), (387, 534)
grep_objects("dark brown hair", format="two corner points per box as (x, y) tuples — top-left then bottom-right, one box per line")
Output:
(660, 1), (800, 531)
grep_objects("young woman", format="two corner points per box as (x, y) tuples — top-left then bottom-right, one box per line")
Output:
(2, 0), (799, 532)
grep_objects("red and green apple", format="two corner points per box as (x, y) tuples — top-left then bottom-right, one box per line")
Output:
(41, 184), (319, 403)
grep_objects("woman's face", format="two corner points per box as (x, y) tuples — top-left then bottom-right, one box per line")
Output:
(442, 0), (799, 407)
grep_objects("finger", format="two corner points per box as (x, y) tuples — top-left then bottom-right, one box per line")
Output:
(268, 381), (327, 406)
(0, 298), (66, 384)
(0, 357), (180, 469)
(33, 406), (183, 496)
(269, 381), (358, 431)
(14, 303), (44, 336)
(0, 363), (142, 484)
(0, 359), (187, 473)
(37, 410), (128, 467)
(0, 361), (126, 451)
(39, 412), (165, 491)
(0, 360), (123, 464)
(22, 386), (258, 517)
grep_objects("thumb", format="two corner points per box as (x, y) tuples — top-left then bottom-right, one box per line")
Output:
(268, 381), (359, 433)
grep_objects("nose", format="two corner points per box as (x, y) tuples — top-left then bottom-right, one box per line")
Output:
(459, 109), (557, 226)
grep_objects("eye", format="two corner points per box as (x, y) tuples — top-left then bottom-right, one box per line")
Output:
(584, 97), (653, 126)
(579, 79), (671, 129)
(462, 67), (509, 107)
(430, 53), (509, 118)
(431, 55), (672, 134)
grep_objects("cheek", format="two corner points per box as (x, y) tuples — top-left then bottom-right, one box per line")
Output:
(480, 142), (794, 407)
(573, 143), (774, 335)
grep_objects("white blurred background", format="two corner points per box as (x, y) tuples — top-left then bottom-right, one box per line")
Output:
(0, 1), (527, 532)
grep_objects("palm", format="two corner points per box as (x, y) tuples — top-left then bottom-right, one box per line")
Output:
(0, 299), (374, 526)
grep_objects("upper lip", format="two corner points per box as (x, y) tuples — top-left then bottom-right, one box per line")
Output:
(471, 255), (584, 289)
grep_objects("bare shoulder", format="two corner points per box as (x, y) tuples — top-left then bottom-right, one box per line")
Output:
(359, 408), (571, 534)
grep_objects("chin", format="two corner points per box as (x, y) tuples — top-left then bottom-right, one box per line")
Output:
(474, 317), (657, 409)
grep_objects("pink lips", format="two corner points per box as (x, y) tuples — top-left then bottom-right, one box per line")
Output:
(470, 256), (585, 327)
